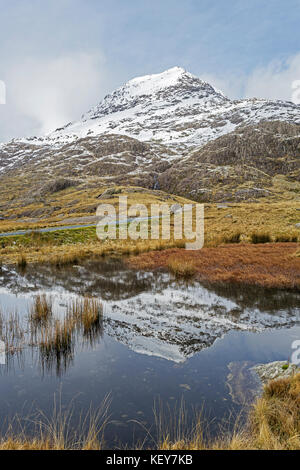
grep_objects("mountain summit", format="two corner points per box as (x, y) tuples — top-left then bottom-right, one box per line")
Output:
(84, 66), (227, 119)
(28, 66), (299, 150)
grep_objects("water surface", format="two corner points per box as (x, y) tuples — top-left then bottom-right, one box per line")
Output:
(0, 258), (299, 447)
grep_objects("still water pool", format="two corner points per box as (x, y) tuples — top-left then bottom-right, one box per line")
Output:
(0, 258), (299, 448)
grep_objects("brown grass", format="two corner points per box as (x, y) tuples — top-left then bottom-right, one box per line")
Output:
(167, 257), (197, 278)
(128, 243), (300, 290)
(34, 297), (103, 374)
(17, 252), (27, 269)
(0, 373), (298, 450)
(30, 294), (52, 324)
(0, 311), (25, 354)
(0, 395), (111, 450)
(69, 297), (103, 335)
(159, 373), (300, 450)
(39, 317), (75, 357)
(0, 198), (299, 266)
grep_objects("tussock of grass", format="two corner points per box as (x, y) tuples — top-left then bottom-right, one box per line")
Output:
(247, 374), (300, 450)
(222, 232), (241, 244)
(0, 395), (111, 450)
(167, 257), (196, 278)
(70, 297), (103, 335)
(39, 317), (75, 358)
(35, 297), (103, 374)
(17, 252), (27, 268)
(30, 294), (52, 324)
(52, 251), (83, 267)
(250, 232), (272, 244)
(275, 235), (298, 243)
(159, 373), (300, 450)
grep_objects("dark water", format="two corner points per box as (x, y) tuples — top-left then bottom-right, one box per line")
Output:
(0, 258), (299, 448)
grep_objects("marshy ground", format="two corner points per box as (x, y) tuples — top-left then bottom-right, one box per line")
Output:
(0, 192), (299, 292)
(128, 242), (300, 290)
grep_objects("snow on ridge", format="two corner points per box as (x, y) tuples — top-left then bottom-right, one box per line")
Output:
(1, 67), (300, 156)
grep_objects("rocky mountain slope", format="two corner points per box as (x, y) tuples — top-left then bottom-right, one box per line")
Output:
(0, 67), (299, 206)
(157, 121), (300, 202)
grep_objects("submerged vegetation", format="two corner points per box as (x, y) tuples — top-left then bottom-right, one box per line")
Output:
(17, 252), (27, 269)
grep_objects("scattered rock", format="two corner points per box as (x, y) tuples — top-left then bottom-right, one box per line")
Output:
(97, 188), (122, 199)
(252, 361), (299, 384)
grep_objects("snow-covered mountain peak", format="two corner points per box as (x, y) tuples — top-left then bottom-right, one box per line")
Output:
(127, 66), (188, 93)
(82, 65), (226, 122)
(7, 67), (300, 154)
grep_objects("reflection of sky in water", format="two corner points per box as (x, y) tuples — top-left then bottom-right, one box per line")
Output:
(0, 259), (299, 447)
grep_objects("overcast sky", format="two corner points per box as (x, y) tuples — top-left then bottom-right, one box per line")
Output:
(0, 0), (300, 142)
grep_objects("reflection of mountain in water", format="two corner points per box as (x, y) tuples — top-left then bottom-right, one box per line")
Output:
(0, 259), (299, 363)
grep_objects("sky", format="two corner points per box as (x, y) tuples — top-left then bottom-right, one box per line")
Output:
(0, 0), (300, 142)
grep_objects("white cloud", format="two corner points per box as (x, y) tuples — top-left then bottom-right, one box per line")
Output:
(6, 52), (107, 136)
(201, 53), (300, 104)
(244, 53), (300, 102)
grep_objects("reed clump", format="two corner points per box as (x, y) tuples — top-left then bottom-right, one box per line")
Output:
(39, 316), (75, 358)
(69, 297), (103, 335)
(29, 296), (104, 373)
(0, 311), (25, 354)
(52, 251), (83, 267)
(275, 235), (298, 243)
(30, 294), (52, 324)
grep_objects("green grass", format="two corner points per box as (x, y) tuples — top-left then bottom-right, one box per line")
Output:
(1, 226), (98, 248)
